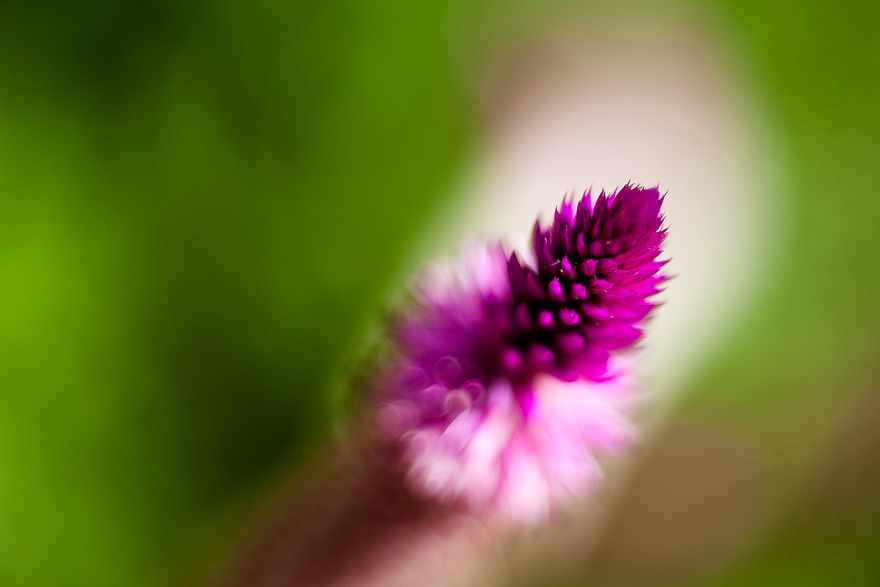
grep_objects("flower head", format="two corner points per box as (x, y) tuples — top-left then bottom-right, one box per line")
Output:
(506, 183), (668, 381)
(379, 185), (667, 522)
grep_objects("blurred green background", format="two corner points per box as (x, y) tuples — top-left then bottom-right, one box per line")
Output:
(0, 1), (877, 586)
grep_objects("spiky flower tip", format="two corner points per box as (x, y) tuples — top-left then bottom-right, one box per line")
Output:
(378, 185), (667, 522)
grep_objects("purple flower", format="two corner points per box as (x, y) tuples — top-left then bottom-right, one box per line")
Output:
(506, 183), (668, 382)
(379, 185), (667, 522)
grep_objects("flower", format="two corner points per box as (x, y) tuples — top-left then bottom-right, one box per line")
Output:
(379, 185), (667, 522)
(506, 183), (668, 381)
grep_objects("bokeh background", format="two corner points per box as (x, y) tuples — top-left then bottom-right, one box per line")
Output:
(1, 1), (878, 586)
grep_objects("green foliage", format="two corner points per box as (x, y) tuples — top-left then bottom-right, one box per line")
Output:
(686, 0), (880, 414)
(0, 2), (467, 585)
